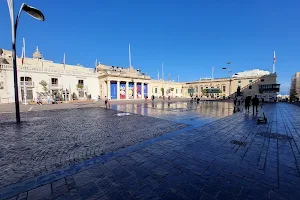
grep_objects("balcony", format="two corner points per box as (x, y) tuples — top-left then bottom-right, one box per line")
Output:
(49, 84), (63, 89)
(20, 81), (34, 88)
(259, 84), (280, 93)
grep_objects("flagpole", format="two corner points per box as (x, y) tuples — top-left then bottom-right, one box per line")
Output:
(129, 44), (132, 68)
(273, 51), (276, 73)
(23, 38), (27, 105)
(162, 62), (164, 81)
(158, 70), (160, 80)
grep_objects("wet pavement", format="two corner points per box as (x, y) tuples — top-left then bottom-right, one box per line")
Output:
(1, 102), (300, 200)
(110, 101), (234, 126)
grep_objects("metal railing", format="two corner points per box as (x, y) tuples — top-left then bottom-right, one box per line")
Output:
(20, 81), (34, 87)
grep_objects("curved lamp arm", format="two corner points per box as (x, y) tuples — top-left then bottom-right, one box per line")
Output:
(15, 3), (45, 36)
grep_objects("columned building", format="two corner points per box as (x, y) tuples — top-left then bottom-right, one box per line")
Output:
(97, 63), (151, 100)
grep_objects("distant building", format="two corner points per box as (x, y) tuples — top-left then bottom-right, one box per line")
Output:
(0, 47), (280, 103)
(290, 72), (300, 101)
(185, 69), (280, 101)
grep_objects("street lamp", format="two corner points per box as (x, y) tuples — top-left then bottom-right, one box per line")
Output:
(7, 1), (45, 124)
(222, 62), (236, 99)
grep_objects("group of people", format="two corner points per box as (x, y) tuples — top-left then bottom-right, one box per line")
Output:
(234, 95), (263, 115)
(190, 96), (201, 103)
(36, 95), (57, 105)
(151, 95), (171, 101)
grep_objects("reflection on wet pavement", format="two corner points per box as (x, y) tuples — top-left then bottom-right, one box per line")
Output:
(111, 101), (235, 126)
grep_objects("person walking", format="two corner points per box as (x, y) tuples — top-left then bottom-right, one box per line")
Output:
(252, 95), (259, 115)
(245, 96), (251, 112)
(104, 96), (108, 109)
(47, 95), (50, 104)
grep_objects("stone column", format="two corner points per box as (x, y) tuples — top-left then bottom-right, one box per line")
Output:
(134, 82), (137, 99)
(126, 81), (129, 99)
(117, 81), (120, 100)
(107, 80), (111, 99)
(141, 82), (144, 99)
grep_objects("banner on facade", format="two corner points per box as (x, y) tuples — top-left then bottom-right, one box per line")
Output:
(120, 82), (126, 99)
(144, 84), (148, 98)
(137, 83), (142, 98)
(110, 81), (117, 99)
(128, 82), (134, 99)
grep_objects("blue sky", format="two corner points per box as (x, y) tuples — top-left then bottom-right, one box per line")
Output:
(1, 0), (299, 94)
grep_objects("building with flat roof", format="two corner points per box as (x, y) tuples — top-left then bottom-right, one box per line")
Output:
(0, 47), (280, 103)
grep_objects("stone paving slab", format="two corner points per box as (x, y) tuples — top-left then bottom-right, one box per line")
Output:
(2, 103), (300, 200)
(0, 107), (186, 189)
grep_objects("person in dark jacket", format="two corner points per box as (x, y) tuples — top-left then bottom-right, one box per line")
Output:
(245, 96), (251, 112)
(252, 95), (259, 115)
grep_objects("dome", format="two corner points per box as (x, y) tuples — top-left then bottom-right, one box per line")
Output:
(33, 46), (43, 59)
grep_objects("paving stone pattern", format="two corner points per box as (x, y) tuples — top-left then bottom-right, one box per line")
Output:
(3, 103), (300, 200)
(0, 107), (185, 189)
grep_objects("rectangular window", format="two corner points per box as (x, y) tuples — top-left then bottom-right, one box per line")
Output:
(238, 81), (241, 83)
(181, 89), (182, 93)
(261, 79), (264, 82)
(249, 80), (253, 83)
(222, 86), (226, 92)
(51, 78), (58, 85)
(176, 89), (178, 94)
(249, 85), (252, 89)
(78, 80), (84, 85)
(155, 88), (158, 93)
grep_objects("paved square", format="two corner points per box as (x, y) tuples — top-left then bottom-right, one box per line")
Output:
(1, 102), (300, 200)
(0, 106), (185, 189)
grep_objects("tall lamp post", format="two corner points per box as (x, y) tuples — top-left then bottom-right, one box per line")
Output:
(7, 1), (45, 123)
(222, 62), (238, 99)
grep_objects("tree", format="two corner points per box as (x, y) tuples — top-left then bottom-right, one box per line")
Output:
(161, 88), (164, 95)
(72, 92), (78, 100)
(39, 80), (48, 92)
(77, 83), (84, 89)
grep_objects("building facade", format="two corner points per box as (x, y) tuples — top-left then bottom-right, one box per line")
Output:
(290, 72), (300, 101)
(0, 48), (99, 103)
(185, 70), (280, 101)
(0, 47), (280, 103)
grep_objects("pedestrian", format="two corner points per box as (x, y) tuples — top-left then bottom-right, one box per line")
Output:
(53, 95), (57, 104)
(104, 96), (108, 108)
(151, 95), (155, 101)
(47, 94), (50, 104)
(245, 96), (250, 112)
(252, 95), (259, 115)
(168, 96), (170, 101)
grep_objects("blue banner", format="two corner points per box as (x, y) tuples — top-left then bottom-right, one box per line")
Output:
(110, 81), (117, 99)
(144, 84), (148, 98)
